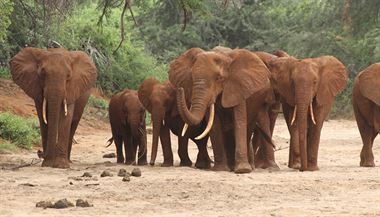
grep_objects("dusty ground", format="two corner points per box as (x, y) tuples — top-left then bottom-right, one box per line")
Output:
(1, 117), (380, 217)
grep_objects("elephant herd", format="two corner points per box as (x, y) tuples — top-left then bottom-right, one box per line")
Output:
(8, 46), (380, 173)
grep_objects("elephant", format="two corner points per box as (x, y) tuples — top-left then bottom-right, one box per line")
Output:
(169, 47), (276, 173)
(268, 54), (348, 171)
(10, 47), (97, 168)
(352, 63), (380, 167)
(108, 89), (147, 165)
(138, 78), (211, 168)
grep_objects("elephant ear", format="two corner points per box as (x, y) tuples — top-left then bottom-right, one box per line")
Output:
(268, 57), (298, 105)
(168, 48), (204, 101)
(66, 51), (97, 104)
(314, 56), (348, 105)
(138, 78), (160, 112)
(253, 51), (277, 67)
(221, 49), (271, 108)
(10, 47), (47, 99)
(357, 63), (380, 106)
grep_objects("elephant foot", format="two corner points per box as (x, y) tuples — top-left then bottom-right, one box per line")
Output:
(360, 159), (375, 167)
(138, 160), (148, 166)
(195, 159), (211, 169)
(257, 160), (280, 170)
(306, 165), (319, 171)
(117, 157), (124, 164)
(234, 162), (252, 174)
(42, 158), (55, 167)
(179, 160), (193, 167)
(161, 161), (173, 167)
(53, 157), (70, 169)
(124, 160), (136, 165)
(289, 162), (301, 170)
(211, 163), (230, 171)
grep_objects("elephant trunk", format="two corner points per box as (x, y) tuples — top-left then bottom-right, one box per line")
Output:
(176, 79), (210, 126)
(295, 85), (311, 171)
(150, 110), (164, 165)
(45, 92), (64, 160)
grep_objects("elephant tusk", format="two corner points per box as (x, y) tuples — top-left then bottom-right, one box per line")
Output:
(310, 102), (316, 125)
(195, 103), (215, 140)
(291, 105), (297, 126)
(64, 98), (68, 116)
(42, 98), (47, 124)
(181, 124), (188, 137)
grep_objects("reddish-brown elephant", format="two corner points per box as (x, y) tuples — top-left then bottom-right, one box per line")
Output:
(268, 54), (348, 171)
(353, 63), (380, 167)
(108, 89), (147, 165)
(169, 48), (274, 173)
(10, 47), (97, 168)
(138, 78), (211, 168)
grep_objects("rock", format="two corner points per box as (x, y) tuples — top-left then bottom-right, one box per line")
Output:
(76, 199), (93, 207)
(131, 168), (141, 177)
(82, 172), (92, 177)
(103, 153), (116, 158)
(53, 199), (74, 209)
(100, 170), (113, 177)
(69, 181), (74, 185)
(36, 201), (54, 209)
(118, 169), (129, 177)
(122, 176), (131, 182)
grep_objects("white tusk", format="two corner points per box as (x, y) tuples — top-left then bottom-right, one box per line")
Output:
(291, 105), (297, 126)
(64, 99), (67, 116)
(310, 102), (316, 125)
(181, 123), (188, 137)
(195, 103), (215, 140)
(42, 98), (47, 124)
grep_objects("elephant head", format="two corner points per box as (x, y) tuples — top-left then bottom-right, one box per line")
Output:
(120, 89), (146, 137)
(169, 48), (271, 139)
(138, 78), (175, 165)
(268, 55), (347, 170)
(10, 47), (97, 167)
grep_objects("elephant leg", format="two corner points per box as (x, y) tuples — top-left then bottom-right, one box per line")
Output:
(283, 103), (300, 169)
(354, 105), (377, 167)
(178, 136), (192, 167)
(124, 134), (136, 165)
(233, 101), (252, 173)
(52, 104), (75, 168)
(210, 114), (229, 171)
(67, 91), (90, 162)
(194, 137), (211, 169)
(34, 100), (47, 156)
(137, 129), (148, 165)
(160, 125), (173, 167)
(113, 135), (124, 163)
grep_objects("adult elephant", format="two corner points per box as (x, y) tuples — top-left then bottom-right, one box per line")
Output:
(108, 89), (147, 165)
(268, 54), (348, 171)
(353, 63), (380, 167)
(169, 48), (274, 173)
(10, 47), (97, 168)
(138, 78), (211, 168)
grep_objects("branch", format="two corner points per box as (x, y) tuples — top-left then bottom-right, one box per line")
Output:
(180, 0), (188, 32)
(113, 0), (129, 54)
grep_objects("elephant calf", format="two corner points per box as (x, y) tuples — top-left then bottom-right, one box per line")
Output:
(108, 89), (147, 165)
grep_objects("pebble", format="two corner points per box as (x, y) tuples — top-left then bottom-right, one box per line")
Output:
(118, 169), (128, 177)
(103, 153), (116, 158)
(76, 199), (93, 207)
(53, 199), (74, 209)
(82, 172), (92, 177)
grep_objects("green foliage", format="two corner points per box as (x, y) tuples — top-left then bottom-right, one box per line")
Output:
(87, 95), (108, 110)
(0, 142), (17, 151)
(0, 0), (13, 43)
(0, 112), (40, 149)
(0, 67), (11, 79)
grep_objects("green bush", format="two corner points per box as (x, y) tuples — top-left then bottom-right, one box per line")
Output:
(0, 67), (11, 79)
(0, 112), (40, 149)
(87, 95), (108, 110)
(0, 142), (17, 151)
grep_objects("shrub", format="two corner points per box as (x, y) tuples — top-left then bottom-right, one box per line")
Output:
(0, 112), (40, 149)
(87, 95), (108, 110)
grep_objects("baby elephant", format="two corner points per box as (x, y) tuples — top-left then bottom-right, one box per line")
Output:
(108, 89), (147, 165)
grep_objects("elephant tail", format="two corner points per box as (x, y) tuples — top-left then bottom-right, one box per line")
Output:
(106, 137), (114, 148)
(256, 124), (275, 149)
